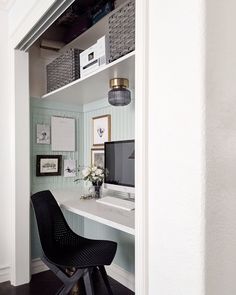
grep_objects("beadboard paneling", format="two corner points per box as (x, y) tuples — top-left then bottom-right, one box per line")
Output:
(83, 98), (135, 273)
(30, 99), (84, 259)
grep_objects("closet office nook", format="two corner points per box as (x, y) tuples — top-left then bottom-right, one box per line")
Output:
(29, 0), (136, 292)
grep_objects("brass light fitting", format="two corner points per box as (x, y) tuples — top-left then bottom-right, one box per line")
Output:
(108, 78), (131, 106)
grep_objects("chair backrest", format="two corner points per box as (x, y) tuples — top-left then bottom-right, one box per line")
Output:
(31, 190), (71, 256)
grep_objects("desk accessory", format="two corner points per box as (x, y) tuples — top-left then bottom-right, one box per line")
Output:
(75, 165), (105, 199)
(80, 35), (109, 78)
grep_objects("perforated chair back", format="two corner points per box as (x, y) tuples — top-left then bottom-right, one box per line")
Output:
(31, 190), (71, 256)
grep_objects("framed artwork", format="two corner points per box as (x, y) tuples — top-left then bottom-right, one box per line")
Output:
(36, 124), (50, 144)
(36, 155), (62, 176)
(91, 148), (104, 168)
(64, 159), (77, 177)
(92, 114), (111, 146)
(51, 116), (75, 151)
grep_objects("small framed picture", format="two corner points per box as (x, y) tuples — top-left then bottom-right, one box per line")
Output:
(64, 159), (77, 177)
(36, 124), (50, 144)
(36, 155), (62, 176)
(91, 148), (104, 168)
(93, 114), (111, 146)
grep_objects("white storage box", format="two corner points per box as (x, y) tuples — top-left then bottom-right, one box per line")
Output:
(80, 36), (109, 78)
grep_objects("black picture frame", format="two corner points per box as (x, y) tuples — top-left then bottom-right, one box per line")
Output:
(36, 155), (62, 176)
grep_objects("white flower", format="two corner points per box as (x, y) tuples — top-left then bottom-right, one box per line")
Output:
(82, 167), (90, 177)
(95, 168), (103, 175)
(92, 166), (97, 172)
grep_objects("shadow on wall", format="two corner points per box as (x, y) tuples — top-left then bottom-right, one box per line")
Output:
(206, 1), (236, 294)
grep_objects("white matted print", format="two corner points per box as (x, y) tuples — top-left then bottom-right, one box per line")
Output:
(93, 115), (111, 146)
(36, 124), (50, 144)
(64, 159), (77, 177)
(91, 149), (104, 168)
(51, 116), (75, 151)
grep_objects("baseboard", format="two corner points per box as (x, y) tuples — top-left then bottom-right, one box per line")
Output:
(31, 259), (134, 291)
(31, 258), (48, 275)
(106, 263), (135, 291)
(0, 266), (10, 283)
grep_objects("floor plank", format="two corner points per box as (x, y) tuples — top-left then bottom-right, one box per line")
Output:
(0, 269), (134, 295)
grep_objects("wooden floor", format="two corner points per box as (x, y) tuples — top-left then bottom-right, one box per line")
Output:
(0, 269), (134, 295)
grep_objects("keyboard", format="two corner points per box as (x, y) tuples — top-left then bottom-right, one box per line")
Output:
(96, 196), (135, 211)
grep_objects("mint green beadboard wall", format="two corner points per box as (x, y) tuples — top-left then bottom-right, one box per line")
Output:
(30, 98), (85, 258)
(30, 97), (135, 274)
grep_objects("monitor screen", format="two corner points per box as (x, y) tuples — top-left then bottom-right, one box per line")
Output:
(104, 140), (135, 188)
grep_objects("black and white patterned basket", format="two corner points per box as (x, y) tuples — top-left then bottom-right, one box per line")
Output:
(46, 48), (82, 93)
(108, 0), (135, 62)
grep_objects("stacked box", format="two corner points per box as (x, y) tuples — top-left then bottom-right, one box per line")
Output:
(108, 0), (135, 62)
(46, 48), (82, 93)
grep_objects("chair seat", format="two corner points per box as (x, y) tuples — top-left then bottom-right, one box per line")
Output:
(46, 236), (117, 269)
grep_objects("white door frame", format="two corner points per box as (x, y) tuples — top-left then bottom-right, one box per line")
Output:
(135, 0), (149, 294)
(9, 0), (149, 292)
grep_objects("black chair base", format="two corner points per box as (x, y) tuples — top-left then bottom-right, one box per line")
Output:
(42, 256), (113, 295)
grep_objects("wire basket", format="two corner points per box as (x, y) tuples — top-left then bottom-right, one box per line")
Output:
(46, 48), (82, 93)
(108, 0), (135, 62)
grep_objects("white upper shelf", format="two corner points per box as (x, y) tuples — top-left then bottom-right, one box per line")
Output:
(41, 51), (135, 105)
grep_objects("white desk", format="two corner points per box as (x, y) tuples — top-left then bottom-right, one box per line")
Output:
(52, 189), (135, 236)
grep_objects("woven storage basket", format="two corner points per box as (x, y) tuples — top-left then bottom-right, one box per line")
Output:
(46, 48), (82, 93)
(108, 0), (135, 62)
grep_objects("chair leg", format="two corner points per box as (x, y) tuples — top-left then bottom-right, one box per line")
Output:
(41, 256), (84, 295)
(83, 268), (94, 295)
(99, 266), (113, 295)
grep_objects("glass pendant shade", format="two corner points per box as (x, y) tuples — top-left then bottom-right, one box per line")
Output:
(108, 78), (131, 106)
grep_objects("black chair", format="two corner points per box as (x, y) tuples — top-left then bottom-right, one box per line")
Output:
(31, 190), (117, 295)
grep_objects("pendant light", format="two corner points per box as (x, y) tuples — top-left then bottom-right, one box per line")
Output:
(108, 78), (131, 106)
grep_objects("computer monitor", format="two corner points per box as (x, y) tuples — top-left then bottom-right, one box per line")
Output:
(104, 140), (135, 194)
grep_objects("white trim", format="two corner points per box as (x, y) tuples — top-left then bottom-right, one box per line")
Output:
(31, 258), (134, 291)
(0, 266), (11, 283)
(10, 0), (56, 47)
(17, 0), (75, 51)
(31, 258), (48, 275)
(135, 0), (149, 294)
(107, 263), (135, 291)
(10, 50), (30, 287)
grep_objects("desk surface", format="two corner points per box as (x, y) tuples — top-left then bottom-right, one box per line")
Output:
(52, 189), (135, 236)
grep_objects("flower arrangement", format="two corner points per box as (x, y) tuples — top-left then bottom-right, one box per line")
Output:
(77, 165), (105, 186)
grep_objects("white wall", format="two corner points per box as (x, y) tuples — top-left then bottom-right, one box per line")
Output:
(148, 0), (205, 294)
(0, 9), (11, 281)
(206, 1), (236, 294)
